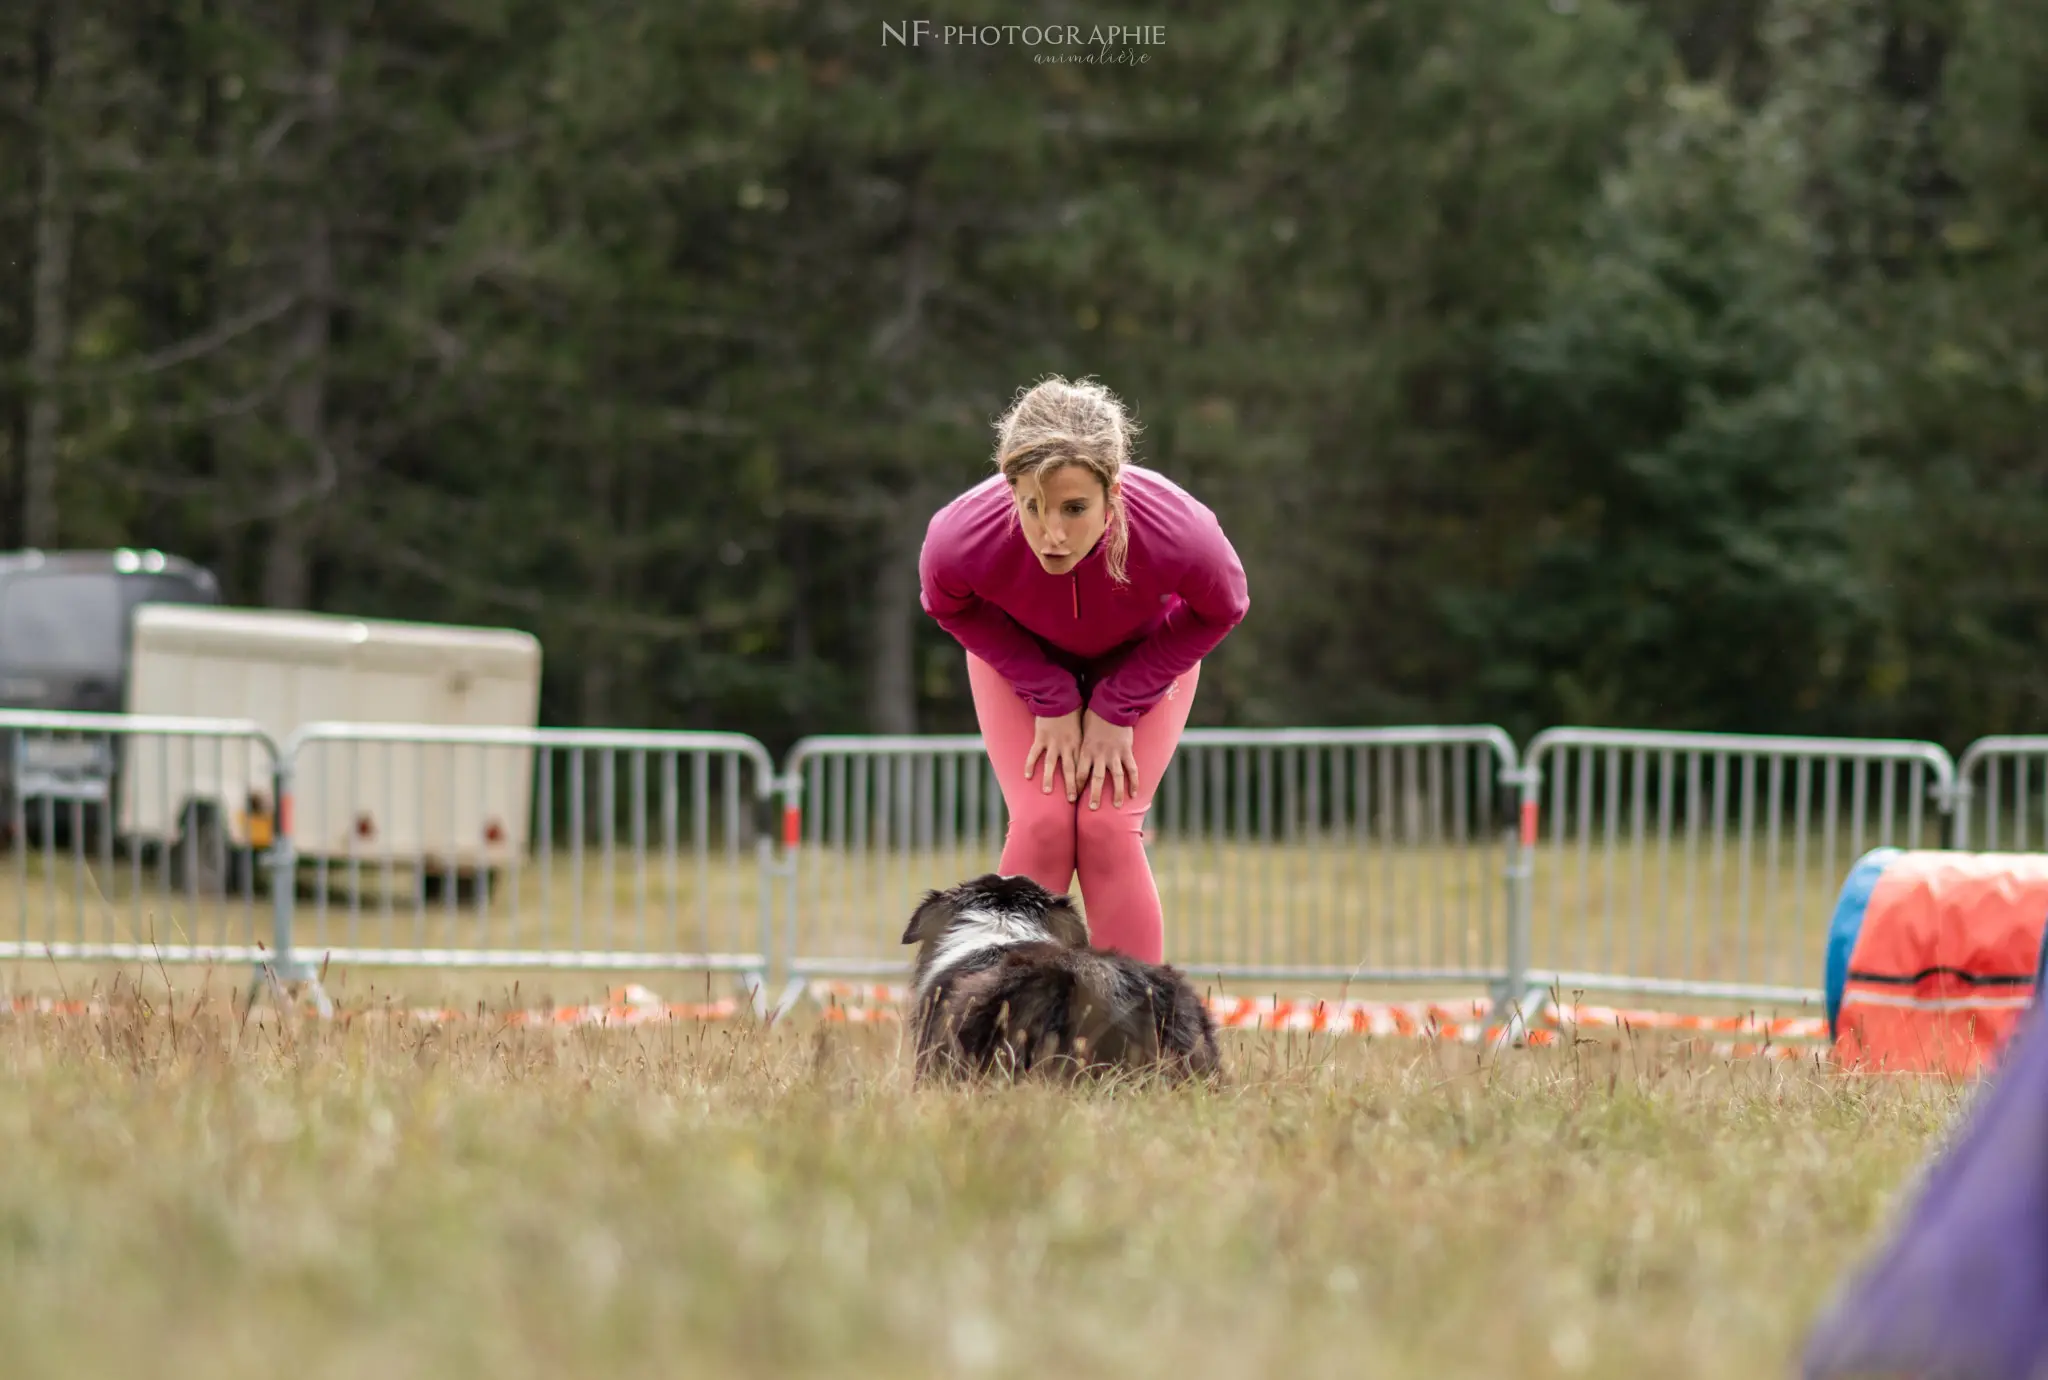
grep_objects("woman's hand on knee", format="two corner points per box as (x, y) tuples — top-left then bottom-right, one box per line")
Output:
(1079, 709), (1139, 811)
(1025, 711), (1083, 800)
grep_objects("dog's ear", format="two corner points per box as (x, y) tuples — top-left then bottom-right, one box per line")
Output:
(1042, 899), (1091, 950)
(902, 888), (960, 945)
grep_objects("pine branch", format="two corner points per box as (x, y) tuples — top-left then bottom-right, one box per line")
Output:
(56, 291), (298, 382)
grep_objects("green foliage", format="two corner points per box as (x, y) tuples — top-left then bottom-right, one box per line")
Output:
(1, 0), (2044, 750)
(1460, 80), (1880, 734)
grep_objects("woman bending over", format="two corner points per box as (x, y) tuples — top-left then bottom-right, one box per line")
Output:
(918, 375), (1250, 963)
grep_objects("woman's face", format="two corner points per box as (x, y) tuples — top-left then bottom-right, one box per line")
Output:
(1015, 465), (1113, 575)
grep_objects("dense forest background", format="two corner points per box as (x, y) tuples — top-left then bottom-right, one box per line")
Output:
(1, 0), (2043, 758)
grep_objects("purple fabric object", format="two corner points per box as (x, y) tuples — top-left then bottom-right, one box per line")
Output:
(1804, 1000), (2048, 1380)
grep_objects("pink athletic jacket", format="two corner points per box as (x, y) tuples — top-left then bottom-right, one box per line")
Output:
(918, 466), (1250, 727)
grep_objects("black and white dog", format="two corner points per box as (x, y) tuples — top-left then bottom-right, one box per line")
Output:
(900, 873), (1222, 1085)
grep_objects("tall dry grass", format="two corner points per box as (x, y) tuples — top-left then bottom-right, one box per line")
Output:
(0, 977), (1966, 1380)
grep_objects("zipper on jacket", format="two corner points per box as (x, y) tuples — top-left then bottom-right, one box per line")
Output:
(1071, 574), (1079, 620)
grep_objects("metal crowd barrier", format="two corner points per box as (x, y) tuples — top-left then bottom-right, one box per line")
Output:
(0, 708), (284, 969)
(776, 727), (1526, 994)
(278, 723), (778, 991)
(1153, 727), (1524, 988)
(775, 734), (999, 981)
(1515, 728), (1958, 1007)
(1953, 737), (2048, 852)
(15, 706), (2048, 1021)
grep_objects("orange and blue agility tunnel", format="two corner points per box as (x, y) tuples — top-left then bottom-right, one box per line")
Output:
(1825, 849), (2048, 1075)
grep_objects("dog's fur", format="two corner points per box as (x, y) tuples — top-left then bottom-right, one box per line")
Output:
(900, 873), (1222, 1085)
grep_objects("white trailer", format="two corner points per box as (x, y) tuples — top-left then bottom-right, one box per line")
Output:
(118, 605), (542, 887)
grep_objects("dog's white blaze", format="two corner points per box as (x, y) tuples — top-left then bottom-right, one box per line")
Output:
(916, 906), (1053, 998)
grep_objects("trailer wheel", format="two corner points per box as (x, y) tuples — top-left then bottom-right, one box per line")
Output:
(420, 866), (503, 907)
(167, 802), (253, 898)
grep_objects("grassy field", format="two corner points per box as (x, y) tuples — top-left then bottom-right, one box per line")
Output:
(0, 979), (1966, 1380)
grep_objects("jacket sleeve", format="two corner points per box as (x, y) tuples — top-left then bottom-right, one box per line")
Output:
(1086, 514), (1249, 728)
(919, 521), (1083, 719)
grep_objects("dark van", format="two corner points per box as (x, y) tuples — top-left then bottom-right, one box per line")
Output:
(0, 549), (221, 841)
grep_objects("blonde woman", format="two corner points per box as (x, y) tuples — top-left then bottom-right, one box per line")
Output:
(918, 376), (1250, 963)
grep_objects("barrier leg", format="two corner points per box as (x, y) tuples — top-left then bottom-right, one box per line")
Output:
(1490, 765), (1545, 1043)
(252, 767), (331, 1018)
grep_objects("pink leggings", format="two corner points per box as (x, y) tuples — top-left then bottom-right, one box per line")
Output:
(965, 652), (1199, 963)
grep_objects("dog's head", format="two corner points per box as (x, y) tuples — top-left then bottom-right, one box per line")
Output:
(902, 873), (1091, 996)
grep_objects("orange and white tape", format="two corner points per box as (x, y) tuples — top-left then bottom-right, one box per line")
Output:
(1203, 993), (1557, 1047)
(0, 981), (1828, 1058)
(1541, 1003), (1829, 1041)
(387, 983), (744, 1027)
(804, 981), (1825, 1057)
(810, 980), (907, 1011)
(3, 996), (105, 1019)
(810, 985), (1553, 1046)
